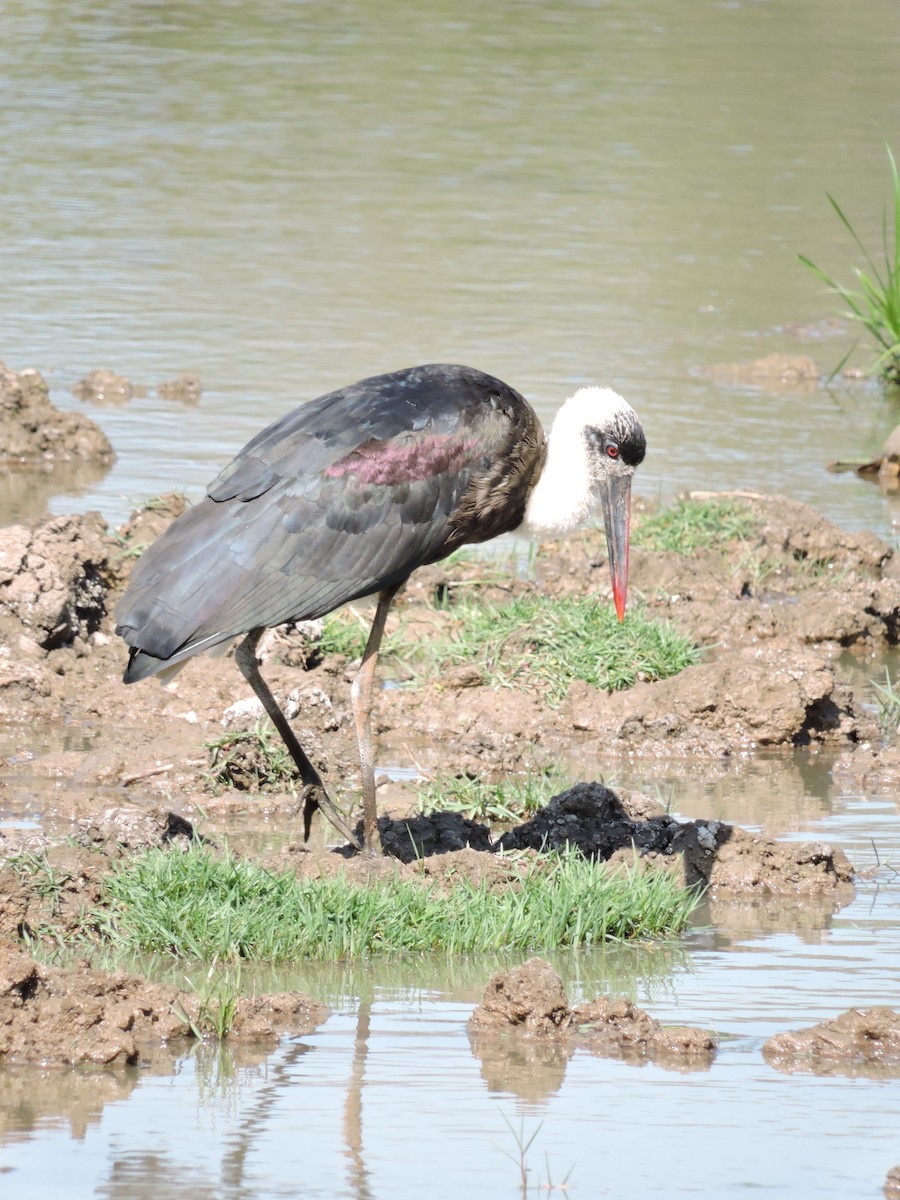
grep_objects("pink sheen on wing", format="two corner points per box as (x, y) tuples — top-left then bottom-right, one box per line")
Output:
(324, 435), (481, 485)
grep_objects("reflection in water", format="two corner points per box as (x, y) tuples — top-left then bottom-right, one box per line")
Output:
(0, 459), (112, 528)
(212, 1041), (317, 1196)
(96, 1152), (222, 1200)
(599, 748), (840, 836)
(0, 1059), (138, 1144)
(342, 998), (373, 1200)
(704, 891), (851, 944)
(467, 1026), (574, 1103)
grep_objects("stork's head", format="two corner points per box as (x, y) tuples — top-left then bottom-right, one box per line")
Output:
(577, 388), (645, 620)
(525, 386), (646, 620)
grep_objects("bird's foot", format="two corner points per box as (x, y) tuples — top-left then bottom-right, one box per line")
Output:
(302, 785), (362, 851)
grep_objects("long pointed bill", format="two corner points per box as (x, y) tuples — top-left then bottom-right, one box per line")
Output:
(600, 473), (632, 622)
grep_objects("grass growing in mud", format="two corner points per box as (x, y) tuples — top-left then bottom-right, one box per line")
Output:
(632, 496), (757, 554)
(872, 666), (900, 740)
(429, 595), (698, 705)
(89, 844), (698, 961)
(417, 772), (557, 823)
(205, 723), (298, 792)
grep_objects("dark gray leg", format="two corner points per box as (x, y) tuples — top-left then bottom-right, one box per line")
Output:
(235, 629), (361, 850)
(350, 585), (401, 856)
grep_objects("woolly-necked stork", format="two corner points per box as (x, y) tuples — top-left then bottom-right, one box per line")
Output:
(116, 363), (646, 854)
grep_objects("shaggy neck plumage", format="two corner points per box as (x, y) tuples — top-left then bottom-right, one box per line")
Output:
(524, 386), (627, 537)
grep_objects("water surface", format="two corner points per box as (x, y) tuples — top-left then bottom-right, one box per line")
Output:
(2, 0), (900, 534)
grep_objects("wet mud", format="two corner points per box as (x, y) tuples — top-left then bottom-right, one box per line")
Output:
(2, 379), (898, 1069)
(1, 363), (114, 467)
(0, 939), (327, 1067)
(469, 956), (716, 1072)
(763, 1007), (900, 1078)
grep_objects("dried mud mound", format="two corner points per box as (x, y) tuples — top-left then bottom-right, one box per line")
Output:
(0, 512), (120, 722)
(567, 643), (861, 752)
(470, 957), (572, 1036)
(0, 363), (114, 465)
(763, 1007), (900, 1077)
(0, 512), (114, 650)
(0, 940), (328, 1066)
(468, 957), (716, 1071)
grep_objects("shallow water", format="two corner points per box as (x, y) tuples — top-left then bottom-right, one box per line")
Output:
(3, 0), (900, 535)
(3, 799), (899, 1200)
(3, 2), (900, 1197)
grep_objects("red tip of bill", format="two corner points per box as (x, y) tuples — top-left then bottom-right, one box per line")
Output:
(613, 583), (627, 623)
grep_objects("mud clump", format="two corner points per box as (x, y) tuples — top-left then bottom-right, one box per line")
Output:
(699, 353), (821, 394)
(0, 362), (114, 465)
(495, 783), (854, 896)
(763, 1007), (900, 1077)
(157, 372), (202, 403)
(469, 957), (572, 1036)
(573, 995), (717, 1068)
(374, 810), (494, 861)
(468, 957), (716, 1070)
(568, 643), (866, 751)
(0, 940), (192, 1066)
(72, 368), (142, 405)
(0, 512), (115, 653)
(0, 940), (327, 1066)
(741, 493), (890, 573)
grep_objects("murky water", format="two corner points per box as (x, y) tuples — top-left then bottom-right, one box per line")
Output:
(3, 813), (900, 1200)
(3, 0), (900, 535)
(3, 1), (900, 1196)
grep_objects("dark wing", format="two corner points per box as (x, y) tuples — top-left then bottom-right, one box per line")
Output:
(116, 364), (543, 681)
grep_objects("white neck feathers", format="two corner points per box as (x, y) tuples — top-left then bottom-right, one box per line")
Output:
(524, 386), (630, 537)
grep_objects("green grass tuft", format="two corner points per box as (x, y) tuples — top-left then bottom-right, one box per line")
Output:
(872, 666), (900, 741)
(633, 497), (757, 555)
(318, 609), (372, 659)
(799, 144), (900, 385)
(417, 773), (557, 823)
(9, 850), (72, 912)
(90, 843), (698, 961)
(204, 723), (297, 792)
(427, 594), (697, 706)
(177, 960), (243, 1038)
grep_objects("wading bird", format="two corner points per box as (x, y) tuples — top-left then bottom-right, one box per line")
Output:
(116, 363), (646, 854)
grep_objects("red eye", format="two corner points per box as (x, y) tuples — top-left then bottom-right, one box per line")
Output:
(606, 444), (619, 459)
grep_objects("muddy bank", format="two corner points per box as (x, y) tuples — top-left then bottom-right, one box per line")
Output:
(0, 488), (896, 790)
(468, 957), (716, 1073)
(0, 363), (114, 467)
(0, 939), (327, 1066)
(0, 486), (883, 896)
